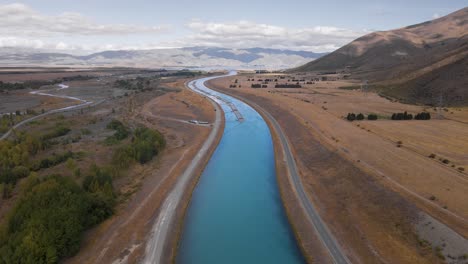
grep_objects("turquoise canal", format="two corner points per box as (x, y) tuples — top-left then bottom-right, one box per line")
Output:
(176, 73), (305, 264)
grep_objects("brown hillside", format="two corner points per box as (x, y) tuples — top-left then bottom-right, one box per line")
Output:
(295, 7), (468, 105)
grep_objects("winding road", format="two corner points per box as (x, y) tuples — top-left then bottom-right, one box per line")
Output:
(0, 84), (96, 140)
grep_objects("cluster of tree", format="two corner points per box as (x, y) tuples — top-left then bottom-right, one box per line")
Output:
(160, 70), (201, 78)
(112, 126), (165, 169)
(0, 76), (96, 92)
(368, 114), (378, 120)
(0, 127), (76, 197)
(251, 84), (263, 88)
(274, 84), (302, 88)
(391, 112), (413, 120)
(414, 112), (431, 120)
(132, 127), (165, 164)
(0, 173), (114, 263)
(82, 165), (116, 222)
(114, 76), (159, 92)
(0, 133), (43, 194)
(61, 75), (94, 82)
(0, 80), (58, 91)
(391, 111), (431, 120)
(346, 113), (378, 121)
(0, 82), (26, 91)
(1, 115), (17, 133)
(105, 120), (129, 145)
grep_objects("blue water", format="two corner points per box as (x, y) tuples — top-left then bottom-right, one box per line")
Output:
(177, 74), (305, 264)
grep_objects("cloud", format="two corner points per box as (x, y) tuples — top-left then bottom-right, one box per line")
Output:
(0, 3), (367, 53)
(0, 3), (167, 37)
(432, 13), (441, 19)
(182, 20), (366, 52)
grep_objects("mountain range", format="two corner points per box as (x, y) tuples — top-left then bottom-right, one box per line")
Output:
(0, 47), (326, 70)
(296, 7), (468, 106)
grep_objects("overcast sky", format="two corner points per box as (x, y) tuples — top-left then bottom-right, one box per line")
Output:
(0, 0), (465, 54)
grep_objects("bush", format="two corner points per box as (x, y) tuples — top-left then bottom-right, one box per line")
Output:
(105, 120), (129, 144)
(356, 113), (365, 120)
(40, 126), (71, 141)
(346, 113), (356, 121)
(111, 126), (165, 167)
(132, 127), (165, 164)
(367, 114), (378, 120)
(391, 111), (413, 120)
(32, 151), (75, 171)
(415, 112), (431, 120)
(274, 84), (302, 88)
(82, 166), (115, 201)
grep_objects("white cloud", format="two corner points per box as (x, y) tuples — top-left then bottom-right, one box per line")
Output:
(0, 3), (168, 37)
(0, 36), (45, 49)
(182, 20), (366, 52)
(432, 13), (441, 19)
(0, 3), (367, 53)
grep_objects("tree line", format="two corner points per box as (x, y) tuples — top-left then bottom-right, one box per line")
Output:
(346, 113), (378, 121)
(391, 111), (431, 120)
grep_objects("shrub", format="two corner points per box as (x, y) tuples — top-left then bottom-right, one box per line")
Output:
(442, 159), (450, 164)
(356, 113), (365, 120)
(274, 84), (302, 88)
(367, 114), (378, 120)
(346, 113), (356, 121)
(391, 111), (414, 120)
(132, 127), (165, 164)
(105, 119), (129, 144)
(415, 112), (431, 120)
(428, 153), (436, 158)
(40, 126), (71, 141)
(32, 151), (75, 171)
(111, 126), (165, 167)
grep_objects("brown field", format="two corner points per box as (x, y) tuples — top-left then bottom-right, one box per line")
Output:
(207, 73), (468, 263)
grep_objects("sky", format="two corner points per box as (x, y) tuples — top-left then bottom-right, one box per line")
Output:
(0, 0), (465, 54)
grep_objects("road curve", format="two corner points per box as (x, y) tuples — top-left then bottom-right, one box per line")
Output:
(0, 84), (96, 140)
(209, 88), (351, 264)
(142, 72), (235, 264)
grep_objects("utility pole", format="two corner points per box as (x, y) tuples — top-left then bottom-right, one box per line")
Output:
(361, 80), (368, 94)
(437, 94), (444, 119)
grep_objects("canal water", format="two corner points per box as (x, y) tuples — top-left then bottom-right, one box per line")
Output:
(177, 73), (305, 264)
